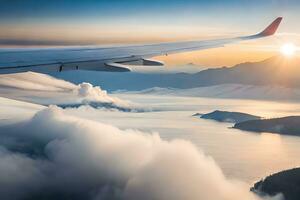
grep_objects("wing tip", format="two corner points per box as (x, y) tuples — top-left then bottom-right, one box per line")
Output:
(259, 17), (283, 36)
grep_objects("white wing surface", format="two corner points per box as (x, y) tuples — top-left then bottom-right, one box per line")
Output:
(0, 17), (282, 74)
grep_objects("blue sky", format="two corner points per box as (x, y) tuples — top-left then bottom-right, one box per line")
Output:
(0, 0), (297, 17)
(0, 0), (300, 46)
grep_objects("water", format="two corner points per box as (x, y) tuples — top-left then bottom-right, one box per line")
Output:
(64, 94), (300, 185)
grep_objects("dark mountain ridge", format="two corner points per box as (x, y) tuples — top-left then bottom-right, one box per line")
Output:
(53, 55), (300, 91)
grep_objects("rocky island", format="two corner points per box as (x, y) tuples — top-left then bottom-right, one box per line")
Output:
(251, 168), (300, 200)
(234, 116), (300, 136)
(194, 110), (261, 123)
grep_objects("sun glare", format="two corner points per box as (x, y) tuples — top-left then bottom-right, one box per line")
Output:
(280, 43), (296, 57)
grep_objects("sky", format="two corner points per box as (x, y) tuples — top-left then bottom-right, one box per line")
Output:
(1, 0), (300, 66)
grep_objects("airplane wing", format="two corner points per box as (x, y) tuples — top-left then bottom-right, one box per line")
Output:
(0, 17), (282, 74)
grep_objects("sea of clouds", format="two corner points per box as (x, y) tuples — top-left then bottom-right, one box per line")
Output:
(124, 84), (300, 102)
(0, 105), (283, 200)
(0, 71), (284, 200)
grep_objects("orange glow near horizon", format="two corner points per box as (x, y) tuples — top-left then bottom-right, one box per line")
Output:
(156, 37), (300, 67)
(155, 44), (276, 67)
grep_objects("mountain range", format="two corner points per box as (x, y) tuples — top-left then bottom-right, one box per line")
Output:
(53, 55), (300, 91)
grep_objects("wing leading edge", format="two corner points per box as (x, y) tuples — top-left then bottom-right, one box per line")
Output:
(0, 17), (282, 74)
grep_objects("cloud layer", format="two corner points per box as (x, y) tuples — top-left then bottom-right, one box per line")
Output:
(0, 106), (282, 200)
(0, 72), (143, 112)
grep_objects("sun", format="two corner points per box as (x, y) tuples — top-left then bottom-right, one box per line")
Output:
(280, 43), (296, 57)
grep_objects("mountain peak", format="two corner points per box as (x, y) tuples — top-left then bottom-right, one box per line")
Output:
(232, 54), (300, 68)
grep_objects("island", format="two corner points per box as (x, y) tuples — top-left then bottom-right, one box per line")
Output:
(194, 110), (261, 123)
(251, 168), (300, 200)
(234, 116), (300, 136)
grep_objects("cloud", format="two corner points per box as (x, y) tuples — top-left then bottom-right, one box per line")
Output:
(0, 72), (145, 112)
(0, 39), (96, 46)
(0, 72), (75, 91)
(0, 106), (283, 200)
(68, 82), (139, 112)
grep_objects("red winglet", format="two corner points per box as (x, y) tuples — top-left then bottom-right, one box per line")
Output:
(259, 17), (283, 36)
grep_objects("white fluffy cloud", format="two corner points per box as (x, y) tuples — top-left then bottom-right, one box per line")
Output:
(0, 106), (283, 200)
(75, 82), (132, 109)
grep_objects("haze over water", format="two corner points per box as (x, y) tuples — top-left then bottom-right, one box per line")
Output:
(64, 93), (300, 184)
